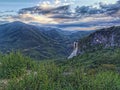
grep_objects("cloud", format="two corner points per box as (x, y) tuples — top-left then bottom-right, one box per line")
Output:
(63, 27), (98, 31)
(55, 0), (61, 5)
(75, 0), (120, 17)
(1, 0), (120, 31)
(46, 13), (120, 31)
(18, 0), (120, 21)
(0, 14), (58, 24)
(38, 1), (53, 9)
(18, 5), (70, 15)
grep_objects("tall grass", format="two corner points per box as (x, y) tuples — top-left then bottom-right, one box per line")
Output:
(7, 66), (120, 90)
(0, 52), (36, 79)
(0, 50), (120, 90)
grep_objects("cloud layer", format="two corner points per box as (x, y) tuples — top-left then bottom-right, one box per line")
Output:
(0, 0), (120, 31)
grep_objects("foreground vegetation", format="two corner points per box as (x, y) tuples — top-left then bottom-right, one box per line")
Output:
(0, 49), (120, 90)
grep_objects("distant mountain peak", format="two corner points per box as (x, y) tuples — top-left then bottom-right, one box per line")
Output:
(10, 21), (27, 26)
(12, 21), (23, 24)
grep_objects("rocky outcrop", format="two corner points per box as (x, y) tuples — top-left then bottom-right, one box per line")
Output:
(68, 42), (79, 59)
(68, 26), (120, 59)
(78, 26), (120, 53)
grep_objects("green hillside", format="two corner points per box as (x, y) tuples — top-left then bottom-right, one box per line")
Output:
(67, 48), (120, 68)
(0, 24), (120, 90)
(0, 21), (70, 60)
(0, 21), (91, 60)
(0, 49), (120, 90)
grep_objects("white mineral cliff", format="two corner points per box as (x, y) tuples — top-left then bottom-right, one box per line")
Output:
(68, 42), (78, 59)
(111, 33), (115, 47)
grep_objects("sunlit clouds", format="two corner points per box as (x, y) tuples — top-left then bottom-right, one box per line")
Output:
(0, 0), (120, 31)
(38, 1), (53, 9)
(1, 14), (59, 24)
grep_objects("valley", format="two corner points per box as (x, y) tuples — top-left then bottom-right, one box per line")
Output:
(0, 21), (120, 90)
(1, 0), (120, 90)
(0, 21), (91, 60)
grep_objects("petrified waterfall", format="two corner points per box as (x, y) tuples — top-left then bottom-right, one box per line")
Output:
(68, 42), (78, 59)
(111, 33), (115, 47)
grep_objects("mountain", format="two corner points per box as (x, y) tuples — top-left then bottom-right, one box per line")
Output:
(0, 21), (52, 48)
(0, 21), (92, 59)
(68, 30), (94, 42)
(66, 26), (120, 82)
(69, 26), (120, 58)
(0, 21), (68, 59)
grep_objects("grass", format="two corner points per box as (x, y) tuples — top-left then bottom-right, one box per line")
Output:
(0, 49), (120, 90)
(0, 52), (37, 79)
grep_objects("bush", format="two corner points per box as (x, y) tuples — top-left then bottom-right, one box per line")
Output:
(1, 49), (120, 90)
(0, 52), (35, 79)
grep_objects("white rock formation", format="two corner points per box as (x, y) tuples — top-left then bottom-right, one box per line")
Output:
(68, 42), (78, 59)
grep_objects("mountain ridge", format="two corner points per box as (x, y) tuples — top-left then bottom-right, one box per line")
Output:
(0, 21), (92, 59)
(0, 21), (68, 59)
(76, 26), (120, 55)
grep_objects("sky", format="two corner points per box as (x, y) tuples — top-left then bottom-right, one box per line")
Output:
(0, 0), (117, 10)
(0, 0), (120, 31)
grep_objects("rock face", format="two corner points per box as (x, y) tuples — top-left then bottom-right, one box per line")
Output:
(68, 42), (79, 59)
(69, 26), (120, 58)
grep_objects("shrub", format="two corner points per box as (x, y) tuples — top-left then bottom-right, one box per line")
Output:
(0, 52), (34, 79)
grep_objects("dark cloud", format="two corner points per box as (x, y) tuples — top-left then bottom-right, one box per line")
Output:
(75, 6), (102, 16)
(50, 14), (75, 19)
(18, 5), (70, 15)
(18, 0), (120, 20)
(75, 0), (120, 17)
